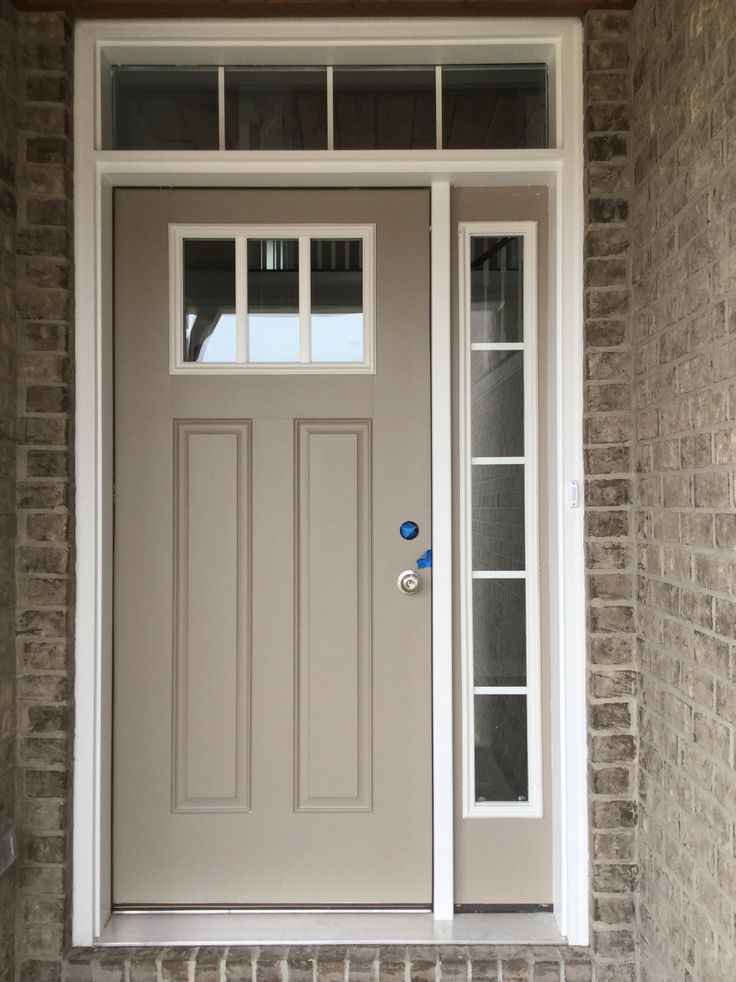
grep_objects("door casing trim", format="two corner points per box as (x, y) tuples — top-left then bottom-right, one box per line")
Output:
(72, 15), (587, 947)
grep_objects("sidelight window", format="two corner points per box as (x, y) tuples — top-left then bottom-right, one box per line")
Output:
(459, 223), (542, 817)
(172, 225), (373, 373)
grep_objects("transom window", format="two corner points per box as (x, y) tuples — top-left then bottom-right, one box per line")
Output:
(112, 64), (549, 152)
(171, 225), (375, 373)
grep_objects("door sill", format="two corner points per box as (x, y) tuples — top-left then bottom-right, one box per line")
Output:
(97, 910), (566, 947)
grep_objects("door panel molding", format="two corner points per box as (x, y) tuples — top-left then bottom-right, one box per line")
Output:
(172, 420), (253, 812)
(294, 419), (373, 812)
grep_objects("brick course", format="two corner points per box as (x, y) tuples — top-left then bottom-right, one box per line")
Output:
(630, 0), (736, 979)
(0, 2), (16, 980)
(13, 10), (74, 979)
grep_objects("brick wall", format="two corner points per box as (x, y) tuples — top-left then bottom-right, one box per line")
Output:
(8, 9), (640, 982)
(630, 0), (736, 979)
(0, 2), (17, 980)
(14, 9), (74, 978)
(583, 11), (638, 980)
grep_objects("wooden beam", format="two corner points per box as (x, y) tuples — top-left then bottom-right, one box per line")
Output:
(14, 0), (636, 20)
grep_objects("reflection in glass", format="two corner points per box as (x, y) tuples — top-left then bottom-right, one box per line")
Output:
(183, 239), (237, 363)
(442, 65), (547, 150)
(475, 694), (529, 802)
(248, 239), (300, 362)
(310, 239), (364, 362)
(471, 236), (523, 343)
(334, 67), (436, 150)
(113, 67), (219, 150)
(471, 350), (524, 457)
(224, 68), (327, 150)
(473, 579), (526, 687)
(472, 465), (525, 571)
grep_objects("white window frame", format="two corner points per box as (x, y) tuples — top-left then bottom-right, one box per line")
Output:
(72, 16), (587, 949)
(171, 223), (376, 373)
(458, 221), (542, 820)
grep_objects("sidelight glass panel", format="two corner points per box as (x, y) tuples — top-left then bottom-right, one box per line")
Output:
(183, 239), (237, 363)
(442, 65), (548, 150)
(224, 68), (328, 150)
(474, 695), (529, 803)
(247, 239), (300, 362)
(463, 226), (538, 813)
(310, 239), (364, 362)
(471, 350), (524, 458)
(470, 235), (524, 343)
(473, 579), (526, 687)
(333, 67), (436, 150)
(471, 465), (525, 572)
(113, 67), (219, 150)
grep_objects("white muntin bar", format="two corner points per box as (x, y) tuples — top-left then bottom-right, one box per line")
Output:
(472, 570), (527, 579)
(326, 66), (335, 151)
(473, 687), (528, 696)
(471, 341), (525, 350)
(435, 65), (443, 150)
(235, 236), (247, 363)
(471, 456), (525, 465)
(298, 236), (311, 363)
(217, 66), (225, 151)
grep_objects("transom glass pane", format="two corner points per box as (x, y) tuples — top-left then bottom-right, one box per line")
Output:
(333, 67), (436, 150)
(183, 239), (237, 363)
(113, 67), (219, 150)
(471, 236), (524, 343)
(224, 68), (327, 150)
(475, 695), (529, 803)
(442, 65), (547, 149)
(247, 239), (300, 363)
(311, 239), (363, 363)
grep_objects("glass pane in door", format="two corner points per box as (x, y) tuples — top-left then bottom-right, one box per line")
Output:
(247, 239), (300, 362)
(310, 239), (364, 362)
(183, 239), (237, 363)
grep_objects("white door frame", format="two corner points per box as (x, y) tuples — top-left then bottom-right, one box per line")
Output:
(72, 16), (587, 947)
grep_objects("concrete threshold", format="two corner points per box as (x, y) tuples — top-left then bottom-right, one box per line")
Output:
(99, 911), (565, 946)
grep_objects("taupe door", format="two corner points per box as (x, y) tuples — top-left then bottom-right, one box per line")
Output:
(113, 189), (432, 907)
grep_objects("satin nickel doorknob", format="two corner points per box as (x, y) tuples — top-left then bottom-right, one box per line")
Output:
(397, 569), (422, 595)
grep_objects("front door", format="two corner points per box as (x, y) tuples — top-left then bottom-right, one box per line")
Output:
(112, 189), (432, 907)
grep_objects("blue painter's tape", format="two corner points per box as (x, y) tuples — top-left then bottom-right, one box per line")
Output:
(400, 520), (419, 540)
(417, 548), (432, 569)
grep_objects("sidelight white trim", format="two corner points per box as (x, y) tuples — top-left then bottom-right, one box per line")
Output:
(73, 16), (587, 948)
(458, 221), (542, 822)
